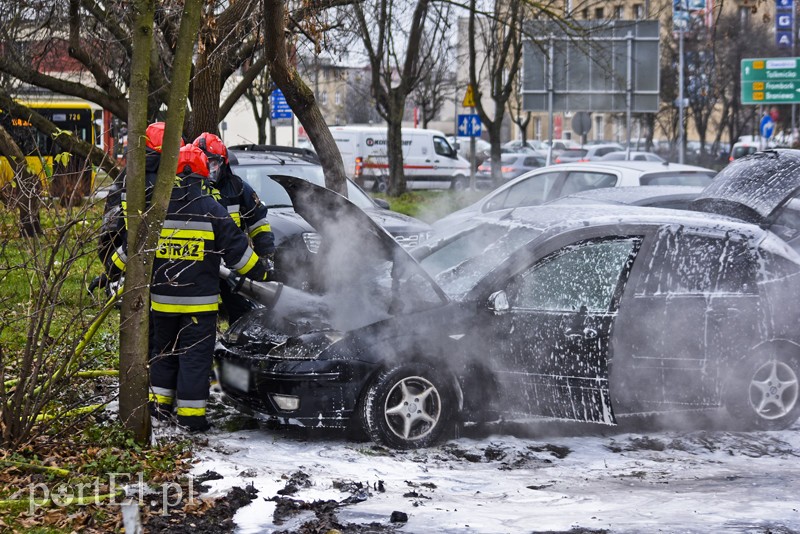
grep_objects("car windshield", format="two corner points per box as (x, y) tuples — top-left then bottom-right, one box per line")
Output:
(501, 155), (520, 165)
(639, 171), (715, 186)
(417, 223), (537, 300)
(234, 163), (375, 210)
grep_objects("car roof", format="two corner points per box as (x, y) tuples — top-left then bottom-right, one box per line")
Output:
(229, 147), (320, 167)
(476, 203), (767, 243)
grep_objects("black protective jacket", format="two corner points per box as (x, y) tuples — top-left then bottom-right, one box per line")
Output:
(208, 164), (274, 256)
(98, 150), (160, 271)
(108, 173), (269, 314)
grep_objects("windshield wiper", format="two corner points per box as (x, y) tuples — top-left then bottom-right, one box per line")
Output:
(267, 204), (294, 209)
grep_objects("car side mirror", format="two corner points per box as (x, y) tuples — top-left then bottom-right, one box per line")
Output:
(487, 290), (509, 314)
(373, 198), (390, 209)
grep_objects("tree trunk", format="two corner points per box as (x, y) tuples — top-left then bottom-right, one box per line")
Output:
(386, 99), (406, 196)
(0, 125), (43, 237)
(263, 0), (347, 196)
(487, 121), (503, 186)
(189, 26), (223, 138)
(119, 0), (157, 445)
(120, 0), (203, 445)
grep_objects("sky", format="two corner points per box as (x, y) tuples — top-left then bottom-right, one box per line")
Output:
(191, 411), (800, 533)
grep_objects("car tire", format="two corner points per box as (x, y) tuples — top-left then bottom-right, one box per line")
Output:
(724, 349), (800, 431)
(362, 363), (455, 449)
(451, 175), (468, 191)
(372, 177), (389, 193)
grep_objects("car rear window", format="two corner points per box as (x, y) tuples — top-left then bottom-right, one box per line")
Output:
(501, 155), (520, 164)
(559, 149), (587, 158)
(732, 146), (758, 159)
(639, 172), (714, 186)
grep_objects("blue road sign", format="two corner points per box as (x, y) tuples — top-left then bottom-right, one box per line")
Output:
(777, 0), (794, 8)
(777, 31), (794, 48)
(777, 12), (793, 30)
(760, 115), (776, 139)
(270, 89), (293, 120)
(457, 114), (482, 137)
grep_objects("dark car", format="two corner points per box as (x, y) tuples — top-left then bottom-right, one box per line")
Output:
(228, 146), (432, 288)
(216, 176), (800, 449)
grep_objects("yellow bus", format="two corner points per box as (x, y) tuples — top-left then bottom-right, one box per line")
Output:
(0, 100), (96, 202)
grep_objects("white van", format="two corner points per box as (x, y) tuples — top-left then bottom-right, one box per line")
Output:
(330, 126), (471, 190)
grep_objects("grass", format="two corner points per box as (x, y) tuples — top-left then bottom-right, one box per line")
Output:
(372, 189), (487, 223)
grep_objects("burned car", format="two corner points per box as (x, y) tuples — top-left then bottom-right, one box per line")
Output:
(216, 176), (800, 449)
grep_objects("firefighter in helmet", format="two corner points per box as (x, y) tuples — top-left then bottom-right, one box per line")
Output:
(193, 133), (275, 324)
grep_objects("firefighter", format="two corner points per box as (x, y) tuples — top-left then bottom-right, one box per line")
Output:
(192, 133), (275, 324)
(110, 144), (270, 431)
(98, 122), (180, 284)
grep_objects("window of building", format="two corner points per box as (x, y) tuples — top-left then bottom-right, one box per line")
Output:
(633, 4), (644, 19)
(582, 8), (589, 19)
(335, 90), (341, 105)
(321, 90), (328, 105)
(614, 6), (623, 19)
(595, 7), (604, 19)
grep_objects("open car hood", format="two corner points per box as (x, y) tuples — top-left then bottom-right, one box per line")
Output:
(270, 175), (448, 309)
(690, 149), (800, 225)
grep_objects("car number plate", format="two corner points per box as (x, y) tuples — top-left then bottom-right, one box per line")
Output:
(222, 362), (250, 392)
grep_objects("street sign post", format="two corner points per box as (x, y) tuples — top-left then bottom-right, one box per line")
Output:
(741, 58), (800, 104)
(457, 114), (482, 137)
(270, 89), (293, 120)
(760, 115), (776, 139)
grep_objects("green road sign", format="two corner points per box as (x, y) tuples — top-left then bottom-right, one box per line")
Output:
(741, 58), (800, 104)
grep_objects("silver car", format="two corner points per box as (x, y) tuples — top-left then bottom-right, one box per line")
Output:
(433, 161), (716, 230)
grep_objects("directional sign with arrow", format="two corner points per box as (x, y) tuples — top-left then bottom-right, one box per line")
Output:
(741, 58), (800, 104)
(457, 114), (482, 137)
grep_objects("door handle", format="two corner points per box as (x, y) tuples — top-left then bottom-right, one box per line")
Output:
(425, 159), (431, 162)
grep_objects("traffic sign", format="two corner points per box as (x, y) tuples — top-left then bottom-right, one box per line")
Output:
(462, 85), (476, 108)
(760, 115), (776, 138)
(270, 89), (293, 120)
(457, 114), (481, 137)
(741, 58), (800, 104)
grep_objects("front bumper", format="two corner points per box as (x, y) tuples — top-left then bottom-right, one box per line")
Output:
(215, 347), (375, 428)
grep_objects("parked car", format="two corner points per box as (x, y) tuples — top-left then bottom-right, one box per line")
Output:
(433, 161), (717, 231)
(216, 175), (800, 449)
(554, 143), (624, 163)
(228, 146), (432, 289)
(599, 151), (666, 163)
(502, 139), (546, 152)
(330, 126), (470, 190)
(691, 149), (800, 251)
(476, 152), (547, 182)
(729, 140), (759, 162)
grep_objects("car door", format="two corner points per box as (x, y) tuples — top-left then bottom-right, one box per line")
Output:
(611, 226), (760, 412)
(491, 236), (642, 423)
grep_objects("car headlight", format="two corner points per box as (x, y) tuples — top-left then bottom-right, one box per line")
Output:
(302, 232), (321, 253)
(268, 331), (343, 360)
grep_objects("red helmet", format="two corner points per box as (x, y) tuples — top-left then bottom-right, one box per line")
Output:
(145, 122), (185, 152)
(193, 132), (228, 163)
(176, 144), (209, 178)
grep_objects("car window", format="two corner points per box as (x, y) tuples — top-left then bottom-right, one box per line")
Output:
(418, 224), (536, 300)
(639, 172), (714, 186)
(233, 163), (375, 210)
(506, 238), (640, 312)
(523, 157), (545, 167)
(492, 172), (561, 210)
(770, 198), (800, 251)
(434, 136), (455, 158)
(559, 149), (587, 158)
(559, 172), (617, 197)
(501, 155), (519, 165)
(733, 146), (758, 159)
(595, 147), (621, 157)
(637, 230), (756, 295)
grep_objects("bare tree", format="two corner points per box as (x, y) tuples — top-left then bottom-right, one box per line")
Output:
(353, 0), (451, 195)
(467, 0), (523, 185)
(411, 37), (455, 129)
(119, 0), (202, 443)
(243, 67), (276, 145)
(263, 0), (348, 195)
